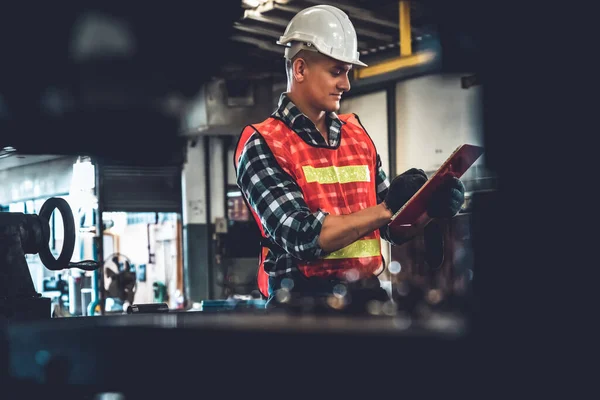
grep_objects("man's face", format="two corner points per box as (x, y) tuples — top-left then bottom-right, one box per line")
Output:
(304, 54), (352, 113)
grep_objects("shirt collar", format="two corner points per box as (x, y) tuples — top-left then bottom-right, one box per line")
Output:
(272, 92), (343, 130)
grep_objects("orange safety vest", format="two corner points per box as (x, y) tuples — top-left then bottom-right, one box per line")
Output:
(234, 114), (383, 298)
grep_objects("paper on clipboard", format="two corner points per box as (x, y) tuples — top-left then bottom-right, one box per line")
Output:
(388, 144), (484, 234)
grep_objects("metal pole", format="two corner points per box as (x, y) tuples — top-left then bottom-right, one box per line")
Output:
(88, 157), (105, 316)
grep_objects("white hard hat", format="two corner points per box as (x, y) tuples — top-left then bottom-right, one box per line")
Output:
(277, 5), (367, 67)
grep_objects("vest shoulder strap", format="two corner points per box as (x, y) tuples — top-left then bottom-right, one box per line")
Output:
(233, 117), (279, 169)
(338, 113), (379, 167)
(338, 113), (360, 127)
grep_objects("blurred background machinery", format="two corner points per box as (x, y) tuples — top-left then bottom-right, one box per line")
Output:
(0, 197), (99, 321)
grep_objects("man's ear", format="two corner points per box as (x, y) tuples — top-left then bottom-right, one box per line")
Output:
(292, 58), (308, 83)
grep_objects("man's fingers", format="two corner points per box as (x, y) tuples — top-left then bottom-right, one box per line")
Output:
(400, 168), (428, 180)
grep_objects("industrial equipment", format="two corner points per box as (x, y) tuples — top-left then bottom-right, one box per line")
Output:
(0, 197), (99, 321)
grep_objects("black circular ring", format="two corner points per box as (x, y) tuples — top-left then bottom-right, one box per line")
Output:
(38, 198), (75, 270)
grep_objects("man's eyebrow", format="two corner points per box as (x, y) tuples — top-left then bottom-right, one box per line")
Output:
(332, 64), (352, 71)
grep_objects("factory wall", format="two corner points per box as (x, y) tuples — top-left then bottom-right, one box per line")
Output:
(395, 74), (484, 175)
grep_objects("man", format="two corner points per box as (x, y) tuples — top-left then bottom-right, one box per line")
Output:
(234, 5), (464, 314)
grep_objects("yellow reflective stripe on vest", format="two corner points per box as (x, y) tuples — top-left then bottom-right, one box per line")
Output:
(324, 239), (380, 260)
(302, 165), (370, 184)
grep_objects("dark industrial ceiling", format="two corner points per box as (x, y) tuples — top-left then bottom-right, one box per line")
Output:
(0, 1), (481, 165)
(0, 2), (243, 164)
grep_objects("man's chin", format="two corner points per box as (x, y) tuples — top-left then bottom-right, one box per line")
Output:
(324, 101), (340, 113)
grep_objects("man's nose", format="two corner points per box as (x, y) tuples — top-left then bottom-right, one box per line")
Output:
(338, 74), (351, 92)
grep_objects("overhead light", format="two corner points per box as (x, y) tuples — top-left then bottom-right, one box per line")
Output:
(71, 156), (96, 192)
(70, 156), (97, 210)
(227, 190), (242, 198)
(70, 12), (136, 62)
(242, 0), (271, 8)
(242, 0), (261, 8)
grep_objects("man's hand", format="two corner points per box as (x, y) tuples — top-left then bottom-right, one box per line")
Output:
(426, 176), (465, 218)
(384, 168), (428, 214)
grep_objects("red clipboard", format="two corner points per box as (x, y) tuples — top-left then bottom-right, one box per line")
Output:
(388, 143), (484, 233)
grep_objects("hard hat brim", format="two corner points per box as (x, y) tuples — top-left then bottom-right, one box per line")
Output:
(278, 40), (368, 67)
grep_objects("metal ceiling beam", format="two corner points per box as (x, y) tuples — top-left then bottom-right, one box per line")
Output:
(354, 26), (394, 42)
(301, 0), (398, 30)
(233, 22), (283, 38)
(255, 1), (277, 13)
(243, 9), (289, 27)
(270, 2), (303, 13)
(231, 34), (283, 53)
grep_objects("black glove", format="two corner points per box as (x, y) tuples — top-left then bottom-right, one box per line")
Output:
(384, 168), (428, 214)
(426, 176), (465, 219)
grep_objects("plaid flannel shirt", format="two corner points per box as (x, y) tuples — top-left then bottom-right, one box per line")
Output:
(236, 93), (394, 276)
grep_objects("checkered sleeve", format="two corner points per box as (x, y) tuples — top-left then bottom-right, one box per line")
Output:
(236, 131), (327, 261)
(374, 154), (397, 244)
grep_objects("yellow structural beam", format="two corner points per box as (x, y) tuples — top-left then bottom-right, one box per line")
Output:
(399, 0), (412, 56)
(353, 1), (433, 80)
(354, 51), (435, 80)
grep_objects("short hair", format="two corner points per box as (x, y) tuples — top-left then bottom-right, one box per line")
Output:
(285, 49), (321, 82)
